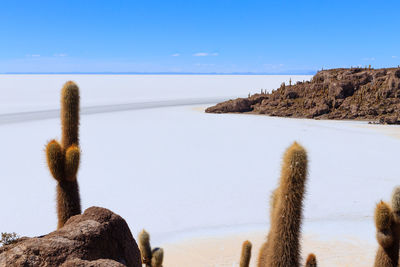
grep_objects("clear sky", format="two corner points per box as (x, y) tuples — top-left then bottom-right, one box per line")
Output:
(1, 0), (399, 74)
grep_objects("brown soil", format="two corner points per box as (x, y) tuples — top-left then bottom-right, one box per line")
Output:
(206, 67), (400, 124)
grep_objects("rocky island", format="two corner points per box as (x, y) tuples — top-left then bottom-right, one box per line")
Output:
(206, 67), (400, 124)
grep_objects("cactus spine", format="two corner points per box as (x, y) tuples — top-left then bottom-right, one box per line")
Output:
(305, 253), (317, 267)
(258, 142), (308, 267)
(240, 240), (252, 267)
(45, 81), (81, 229)
(138, 229), (164, 267)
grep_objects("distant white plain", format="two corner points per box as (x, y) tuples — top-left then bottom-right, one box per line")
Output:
(0, 74), (311, 114)
(1, 75), (399, 266)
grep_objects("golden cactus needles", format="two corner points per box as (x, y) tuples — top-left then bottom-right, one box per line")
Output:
(305, 253), (317, 267)
(138, 229), (164, 267)
(45, 81), (81, 229)
(138, 229), (152, 267)
(373, 201), (399, 267)
(258, 142), (308, 267)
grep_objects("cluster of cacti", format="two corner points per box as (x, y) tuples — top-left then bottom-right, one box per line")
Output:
(256, 142), (316, 267)
(373, 187), (400, 267)
(138, 229), (164, 267)
(45, 81), (81, 229)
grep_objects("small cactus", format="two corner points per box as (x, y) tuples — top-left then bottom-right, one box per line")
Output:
(151, 248), (164, 267)
(373, 201), (399, 267)
(138, 230), (164, 267)
(138, 229), (152, 267)
(45, 81), (81, 229)
(305, 253), (317, 267)
(240, 240), (252, 267)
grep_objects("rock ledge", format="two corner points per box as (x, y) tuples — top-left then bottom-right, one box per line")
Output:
(0, 207), (142, 267)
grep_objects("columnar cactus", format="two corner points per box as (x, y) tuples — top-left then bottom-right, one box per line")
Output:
(45, 81), (81, 229)
(305, 253), (317, 267)
(138, 229), (164, 267)
(239, 240), (252, 267)
(138, 230), (152, 267)
(258, 142), (308, 267)
(151, 248), (164, 267)
(257, 188), (278, 266)
(391, 187), (400, 224)
(373, 201), (399, 267)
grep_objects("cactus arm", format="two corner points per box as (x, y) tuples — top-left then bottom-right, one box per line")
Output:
(45, 140), (64, 182)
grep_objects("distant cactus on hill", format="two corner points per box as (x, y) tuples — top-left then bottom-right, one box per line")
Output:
(45, 81), (81, 229)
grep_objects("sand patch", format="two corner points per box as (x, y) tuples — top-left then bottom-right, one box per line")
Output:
(357, 124), (400, 140)
(162, 230), (375, 267)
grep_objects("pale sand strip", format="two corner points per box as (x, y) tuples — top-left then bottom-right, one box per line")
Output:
(162, 230), (375, 267)
(357, 123), (400, 140)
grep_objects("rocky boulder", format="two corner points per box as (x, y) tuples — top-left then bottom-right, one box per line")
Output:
(205, 98), (252, 113)
(0, 207), (142, 267)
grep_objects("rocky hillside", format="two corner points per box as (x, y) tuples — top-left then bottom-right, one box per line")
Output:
(206, 67), (400, 124)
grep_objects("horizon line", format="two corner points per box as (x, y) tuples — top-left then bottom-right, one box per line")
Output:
(0, 71), (317, 75)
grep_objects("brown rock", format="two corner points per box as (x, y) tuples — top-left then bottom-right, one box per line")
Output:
(205, 98), (252, 113)
(61, 258), (126, 267)
(284, 88), (299, 99)
(380, 115), (399, 125)
(0, 207), (142, 267)
(206, 67), (400, 124)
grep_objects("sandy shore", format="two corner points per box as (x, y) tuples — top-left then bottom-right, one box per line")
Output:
(358, 123), (400, 140)
(161, 230), (376, 267)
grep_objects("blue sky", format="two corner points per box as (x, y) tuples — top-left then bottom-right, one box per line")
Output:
(1, 0), (399, 74)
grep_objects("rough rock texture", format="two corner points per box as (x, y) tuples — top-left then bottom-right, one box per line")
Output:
(206, 67), (400, 124)
(0, 207), (142, 267)
(61, 258), (126, 267)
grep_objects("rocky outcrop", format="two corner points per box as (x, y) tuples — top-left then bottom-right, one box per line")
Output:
(0, 207), (142, 267)
(206, 67), (400, 124)
(206, 98), (252, 113)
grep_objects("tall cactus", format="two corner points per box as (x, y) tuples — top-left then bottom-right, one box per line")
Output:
(258, 142), (308, 267)
(239, 240), (252, 267)
(45, 81), (81, 229)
